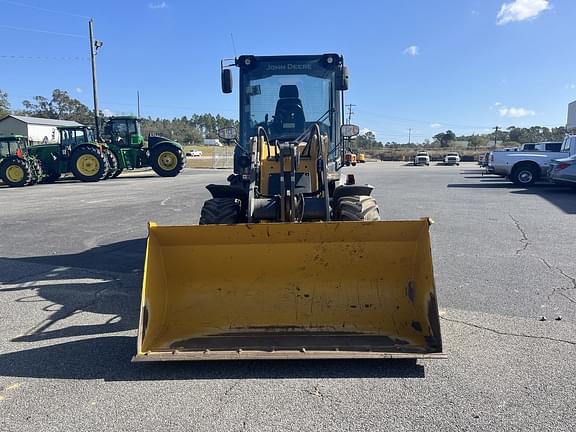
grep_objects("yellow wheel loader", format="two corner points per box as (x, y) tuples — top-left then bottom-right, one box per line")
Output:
(134, 54), (444, 361)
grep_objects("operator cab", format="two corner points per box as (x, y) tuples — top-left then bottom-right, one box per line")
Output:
(0, 135), (28, 158)
(227, 54), (348, 173)
(104, 116), (144, 147)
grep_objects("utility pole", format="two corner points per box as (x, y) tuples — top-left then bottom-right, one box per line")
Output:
(345, 103), (356, 124)
(89, 19), (103, 139)
(493, 126), (499, 149)
(137, 91), (141, 118)
(408, 128), (412, 145)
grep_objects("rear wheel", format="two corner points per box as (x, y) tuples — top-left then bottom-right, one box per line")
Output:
(0, 157), (33, 187)
(512, 164), (538, 186)
(150, 145), (185, 177)
(70, 146), (107, 182)
(333, 195), (380, 221)
(199, 198), (241, 224)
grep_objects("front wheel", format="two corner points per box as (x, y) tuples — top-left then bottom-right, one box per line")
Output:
(0, 157), (33, 187)
(199, 198), (241, 224)
(333, 195), (380, 221)
(150, 145), (185, 177)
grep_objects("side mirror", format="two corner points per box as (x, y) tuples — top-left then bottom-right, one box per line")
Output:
(221, 68), (232, 94)
(336, 66), (349, 91)
(341, 124), (360, 138)
(218, 126), (237, 141)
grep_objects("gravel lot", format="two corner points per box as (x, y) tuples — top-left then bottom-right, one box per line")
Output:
(0, 162), (575, 432)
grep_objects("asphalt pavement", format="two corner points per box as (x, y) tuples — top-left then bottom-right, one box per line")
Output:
(0, 163), (575, 431)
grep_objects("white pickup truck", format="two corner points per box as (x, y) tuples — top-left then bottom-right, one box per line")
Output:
(489, 139), (575, 186)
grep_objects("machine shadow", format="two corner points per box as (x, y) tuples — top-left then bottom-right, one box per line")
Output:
(0, 336), (425, 381)
(0, 238), (146, 342)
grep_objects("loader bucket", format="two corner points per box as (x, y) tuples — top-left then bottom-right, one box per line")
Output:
(134, 220), (444, 361)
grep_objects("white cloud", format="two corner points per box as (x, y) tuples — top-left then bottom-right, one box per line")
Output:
(566, 83), (576, 89)
(149, 1), (167, 9)
(75, 87), (82, 94)
(499, 106), (536, 118)
(360, 128), (373, 135)
(403, 45), (420, 56)
(102, 108), (115, 117)
(430, 123), (442, 128)
(496, 0), (550, 25)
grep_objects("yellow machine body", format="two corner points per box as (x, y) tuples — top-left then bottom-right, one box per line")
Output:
(134, 219), (444, 361)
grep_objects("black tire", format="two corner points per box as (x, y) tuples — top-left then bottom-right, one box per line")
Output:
(150, 144), (185, 177)
(104, 151), (119, 180)
(41, 170), (61, 184)
(70, 146), (107, 182)
(333, 195), (380, 221)
(199, 198), (241, 224)
(511, 164), (538, 186)
(28, 158), (43, 185)
(0, 157), (33, 187)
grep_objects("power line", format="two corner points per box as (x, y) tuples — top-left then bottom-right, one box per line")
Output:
(0, 0), (89, 19)
(0, 24), (85, 38)
(0, 54), (88, 61)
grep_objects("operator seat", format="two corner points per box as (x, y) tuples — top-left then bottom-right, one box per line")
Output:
(272, 85), (305, 137)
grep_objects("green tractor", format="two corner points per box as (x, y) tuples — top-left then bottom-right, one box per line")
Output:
(102, 116), (185, 177)
(27, 126), (110, 183)
(0, 135), (44, 187)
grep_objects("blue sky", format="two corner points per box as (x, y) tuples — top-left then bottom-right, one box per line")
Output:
(1, 0), (574, 142)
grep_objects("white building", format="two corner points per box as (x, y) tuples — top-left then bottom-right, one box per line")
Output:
(568, 101), (576, 130)
(0, 115), (83, 144)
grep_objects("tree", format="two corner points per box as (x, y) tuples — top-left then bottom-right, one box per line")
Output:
(433, 130), (455, 147)
(0, 89), (10, 117)
(22, 89), (93, 124)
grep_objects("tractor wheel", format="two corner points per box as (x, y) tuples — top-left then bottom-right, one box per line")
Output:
(28, 159), (44, 185)
(112, 167), (124, 178)
(41, 170), (61, 184)
(70, 146), (107, 182)
(0, 157), (33, 187)
(199, 198), (241, 224)
(333, 195), (380, 221)
(150, 145), (185, 177)
(104, 151), (119, 180)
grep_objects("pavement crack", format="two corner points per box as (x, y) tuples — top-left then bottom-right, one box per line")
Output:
(508, 213), (529, 255)
(540, 258), (576, 305)
(440, 316), (576, 346)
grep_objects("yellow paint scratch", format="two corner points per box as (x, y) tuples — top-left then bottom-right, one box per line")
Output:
(5, 383), (22, 391)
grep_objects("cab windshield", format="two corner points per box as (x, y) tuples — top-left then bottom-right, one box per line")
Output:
(240, 60), (335, 145)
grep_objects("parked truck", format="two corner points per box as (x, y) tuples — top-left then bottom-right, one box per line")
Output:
(489, 138), (576, 186)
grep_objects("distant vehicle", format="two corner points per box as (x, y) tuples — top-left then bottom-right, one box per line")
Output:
(518, 143), (537, 151)
(489, 136), (576, 186)
(186, 149), (203, 157)
(357, 153), (366, 163)
(414, 151), (430, 166)
(443, 152), (460, 166)
(536, 142), (562, 152)
(478, 153), (485, 165)
(549, 155), (576, 188)
(518, 142), (562, 152)
(344, 152), (357, 166)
